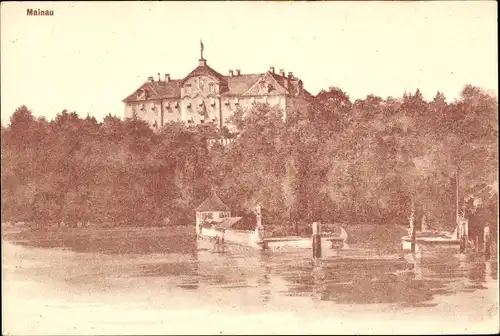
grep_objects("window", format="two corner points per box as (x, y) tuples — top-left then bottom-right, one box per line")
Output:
(165, 102), (173, 113)
(202, 212), (213, 220)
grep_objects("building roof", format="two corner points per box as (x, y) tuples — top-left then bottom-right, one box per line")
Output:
(154, 80), (182, 98)
(196, 191), (230, 212)
(180, 62), (227, 85)
(123, 61), (312, 103)
(224, 74), (262, 96)
(122, 80), (182, 102)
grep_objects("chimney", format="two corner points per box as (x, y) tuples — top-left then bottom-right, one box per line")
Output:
(164, 73), (171, 83)
(229, 70), (234, 77)
(158, 73), (161, 82)
(148, 76), (154, 83)
(288, 72), (294, 79)
(279, 69), (285, 77)
(269, 66), (275, 74)
(236, 69), (241, 76)
(298, 80), (303, 95)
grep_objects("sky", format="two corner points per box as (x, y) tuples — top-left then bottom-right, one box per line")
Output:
(1, 1), (497, 124)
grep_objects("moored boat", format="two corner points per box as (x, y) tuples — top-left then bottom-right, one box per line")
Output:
(401, 227), (460, 251)
(262, 228), (348, 251)
(195, 191), (348, 253)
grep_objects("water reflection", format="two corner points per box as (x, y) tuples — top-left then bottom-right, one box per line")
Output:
(256, 256), (273, 302)
(7, 227), (198, 255)
(3, 227), (497, 310)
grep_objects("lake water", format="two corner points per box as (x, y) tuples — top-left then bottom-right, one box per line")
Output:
(2, 226), (499, 335)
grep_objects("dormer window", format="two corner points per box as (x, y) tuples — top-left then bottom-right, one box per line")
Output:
(259, 81), (273, 93)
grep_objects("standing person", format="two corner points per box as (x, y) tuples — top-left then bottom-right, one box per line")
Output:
(213, 234), (220, 252)
(220, 230), (225, 253)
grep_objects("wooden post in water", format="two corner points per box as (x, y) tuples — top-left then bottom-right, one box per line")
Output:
(410, 200), (416, 253)
(410, 223), (417, 253)
(459, 219), (467, 254)
(312, 222), (322, 259)
(484, 225), (491, 260)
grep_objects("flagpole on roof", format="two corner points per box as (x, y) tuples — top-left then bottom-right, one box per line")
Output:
(200, 39), (204, 60)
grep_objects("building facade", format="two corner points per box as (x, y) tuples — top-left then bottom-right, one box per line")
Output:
(122, 43), (313, 131)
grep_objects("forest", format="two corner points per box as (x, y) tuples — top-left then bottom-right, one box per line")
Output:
(1, 85), (498, 235)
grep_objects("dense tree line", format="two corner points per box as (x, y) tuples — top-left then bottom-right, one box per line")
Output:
(1, 85), (497, 234)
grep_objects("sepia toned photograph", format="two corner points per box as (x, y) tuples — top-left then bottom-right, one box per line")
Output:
(1, 1), (498, 335)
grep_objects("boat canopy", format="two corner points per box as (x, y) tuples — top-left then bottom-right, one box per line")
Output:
(212, 217), (243, 231)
